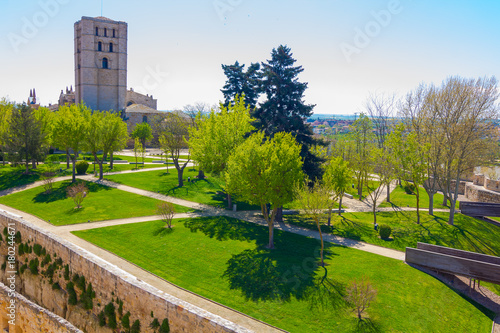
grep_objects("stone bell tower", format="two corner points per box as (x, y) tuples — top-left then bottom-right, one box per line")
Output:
(74, 16), (127, 111)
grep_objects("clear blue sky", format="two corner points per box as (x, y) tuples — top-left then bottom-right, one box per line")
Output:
(1, 0), (499, 114)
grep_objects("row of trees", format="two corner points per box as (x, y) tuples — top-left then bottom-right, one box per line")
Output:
(329, 76), (499, 225)
(0, 102), (128, 181)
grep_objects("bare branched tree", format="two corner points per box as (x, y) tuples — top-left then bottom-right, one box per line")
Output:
(345, 277), (377, 321)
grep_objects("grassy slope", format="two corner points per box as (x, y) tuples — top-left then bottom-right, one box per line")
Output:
(0, 180), (192, 225)
(379, 185), (459, 209)
(105, 168), (260, 210)
(286, 211), (500, 256)
(73, 217), (494, 333)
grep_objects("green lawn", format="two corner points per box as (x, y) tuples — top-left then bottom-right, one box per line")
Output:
(285, 211), (500, 257)
(0, 166), (42, 192)
(105, 168), (260, 210)
(379, 185), (459, 209)
(344, 176), (380, 199)
(73, 217), (494, 333)
(0, 180), (192, 225)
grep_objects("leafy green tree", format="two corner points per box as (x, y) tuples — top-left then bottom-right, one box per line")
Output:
(221, 61), (261, 109)
(4, 104), (45, 173)
(388, 124), (429, 224)
(83, 111), (128, 180)
(349, 113), (375, 200)
(131, 122), (153, 148)
(189, 95), (254, 207)
(156, 112), (191, 187)
(33, 106), (55, 161)
(0, 100), (13, 165)
(323, 156), (352, 223)
(294, 181), (329, 266)
(225, 132), (304, 249)
(52, 104), (89, 182)
(253, 45), (324, 181)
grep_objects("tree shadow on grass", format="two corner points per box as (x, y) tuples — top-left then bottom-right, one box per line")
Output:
(185, 216), (341, 303)
(33, 181), (111, 204)
(152, 226), (175, 237)
(0, 168), (40, 192)
(349, 318), (382, 333)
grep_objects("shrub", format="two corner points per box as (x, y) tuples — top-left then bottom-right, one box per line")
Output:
(67, 282), (77, 305)
(98, 310), (106, 327)
(41, 169), (57, 193)
(105, 302), (117, 329)
(33, 243), (42, 256)
(52, 282), (61, 290)
(67, 182), (88, 209)
(403, 183), (416, 194)
(156, 202), (175, 229)
(150, 318), (160, 330)
(28, 258), (39, 275)
(159, 319), (170, 333)
(76, 160), (89, 175)
(379, 224), (392, 239)
(64, 264), (70, 280)
(345, 277), (377, 321)
(121, 311), (131, 329)
(131, 320), (141, 333)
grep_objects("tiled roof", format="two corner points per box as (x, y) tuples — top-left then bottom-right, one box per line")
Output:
(125, 104), (160, 114)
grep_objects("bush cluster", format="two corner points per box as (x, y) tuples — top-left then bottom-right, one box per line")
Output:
(379, 224), (392, 239)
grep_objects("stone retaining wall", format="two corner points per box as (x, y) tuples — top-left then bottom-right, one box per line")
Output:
(0, 282), (82, 333)
(465, 183), (500, 204)
(0, 211), (251, 333)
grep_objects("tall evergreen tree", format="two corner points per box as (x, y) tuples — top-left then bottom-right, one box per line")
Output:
(221, 61), (261, 109)
(4, 104), (45, 173)
(253, 45), (324, 181)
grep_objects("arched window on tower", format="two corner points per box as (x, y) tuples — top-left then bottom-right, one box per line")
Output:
(104, 28), (107, 37)
(113, 29), (116, 38)
(95, 27), (99, 36)
(102, 57), (108, 69)
(98, 41), (102, 51)
(109, 43), (113, 52)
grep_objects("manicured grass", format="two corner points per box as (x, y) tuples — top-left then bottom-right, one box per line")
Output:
(379, 185), (459, 209)
(105, 169), (260, 210)
(0, 166), (41, 192)
(344, 177), (380, 199)
(0, 180), (192, 225)
(73, 216), (494, 333)
(285, 211), (500, 256)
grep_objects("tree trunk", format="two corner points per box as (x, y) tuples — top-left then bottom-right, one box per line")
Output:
(316, 217), (324, 267)
(338, 195), (343, 215)
(386, 182), (391, 202)
(448, 175), (461, 226)
(327, 208), (332, 227)
(177, 168), (184, 187)
(227, 193), (232, 209)
(373, 203), (377, 224)
(197, 169), (205, 179)
(416, 187), (420, 224)
(71, 157), (76, 183)
(66, 149), (70, 169)
(110, 151), (114, 169)
(428, 191), (434, 215)
(275, 206), (283, 222)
